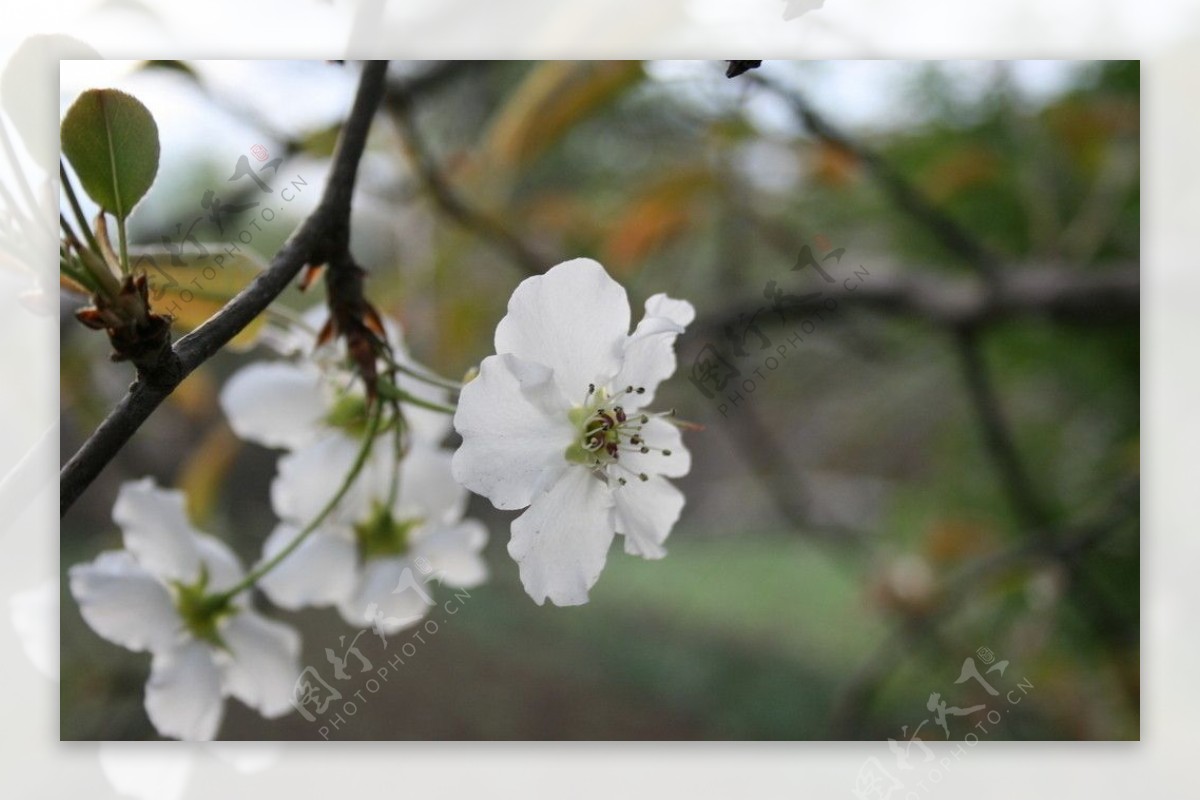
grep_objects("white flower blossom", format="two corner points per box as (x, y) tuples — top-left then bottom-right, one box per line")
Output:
(68, 479), (301, 741)
(219, 313), (451, 454)
(259, 434), (488, 633)
(221, 314), (487, 634)
(452, 258), (694, 606)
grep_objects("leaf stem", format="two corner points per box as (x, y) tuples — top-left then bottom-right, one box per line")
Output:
(392, 359), (462, 391)
(60, 257), (98, 293)
(212, 401), (385, 603)
(60, 161), (105, 258)
(384, 382), (456, 415)
(116, 215), (130, 276)
(59, 213), (121, 297)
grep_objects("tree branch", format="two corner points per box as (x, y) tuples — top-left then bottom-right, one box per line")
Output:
(60, 60), (391, 517)
(953, 327), (1051, 534)
(752, 73), (1003, 286)
(702, 264), (1138, 335)
(719, 396), (868, 548)
(386, 83), (550, 277)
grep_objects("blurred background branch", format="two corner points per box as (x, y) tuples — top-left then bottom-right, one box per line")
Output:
(751, 72), (1004, 286)
(387, 72), (553, 277)
(702, 265), (1138, 332)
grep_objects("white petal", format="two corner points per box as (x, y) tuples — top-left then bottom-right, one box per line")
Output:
(494, 257), (630, 399)
(218, 611), (302, 719)
(618, 417), (691, 479)
(396, 371), (454, 445)
(613, 294), (695, 410)
(508, 466), (616, 606)
(114, 478), (203, 584)
(194, 535), (245, 595)
(258, 304), (328, 357)
(414, 520), (489, 588)
(257, 523), (358, 610)
(452, 353), (573, 510)
(144, 640), (224, 741)
(374, 441), (466, 525)
(645, 293), (696, 328)
(219, 361), (328, 450)
(401, 398), (453, 446)
(382, 317), (457, 443)
(614, 475), (685, 559)
(271, 433), (369, 525)
(68, 551), (182, 653)
(10, 581), (60, 680)
(338, 558), (432, 633)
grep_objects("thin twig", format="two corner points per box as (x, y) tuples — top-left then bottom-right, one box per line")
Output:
(751, 73), (1003, 286)
(953, 327), (1052, 534)
(60, 61), (391, 517)
(719, 396), (867, 547)
(387, 85), (549, 277)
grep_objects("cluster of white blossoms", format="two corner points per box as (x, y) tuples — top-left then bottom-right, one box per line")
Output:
(219, 317), (488, 634)
(67, 258), (693, 739)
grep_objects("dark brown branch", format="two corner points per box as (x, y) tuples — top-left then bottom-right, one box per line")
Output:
(725, 60), (762, 79)
(386, 84), (550, 277)
(953, 327), (1051, 534)
(719, 397), (867, 548)
(751, 73), (1003, 286)
(60, 60), (391, 517)
(705, 265), (1139, 334)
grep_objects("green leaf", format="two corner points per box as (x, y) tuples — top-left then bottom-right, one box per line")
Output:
(60, 88), (160, 221)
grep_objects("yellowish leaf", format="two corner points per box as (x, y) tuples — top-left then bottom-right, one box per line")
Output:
(919, 146), (999, 203)
(602, 167), (713, 274)
(168, 367), (218, 420)
(479, 61), (644, 174)
(133, 249), (267, 350)
(175, 423), (241, 526)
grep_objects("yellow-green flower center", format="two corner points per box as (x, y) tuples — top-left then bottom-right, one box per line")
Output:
(173, 567), (235, 647)
(564, 385), (673, 484)
(355, 503), (423, 560)
(325, 393), (371, 436)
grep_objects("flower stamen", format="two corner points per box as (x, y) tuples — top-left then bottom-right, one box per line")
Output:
(566, 384), (670, 479)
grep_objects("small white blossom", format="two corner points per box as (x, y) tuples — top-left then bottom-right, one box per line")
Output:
(68, 479), (301, 741)
(221, 314), (487, 634)
(452, 258), (694, 606)
(219, 313), (451, 454)
(260, 435), (488, 633)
